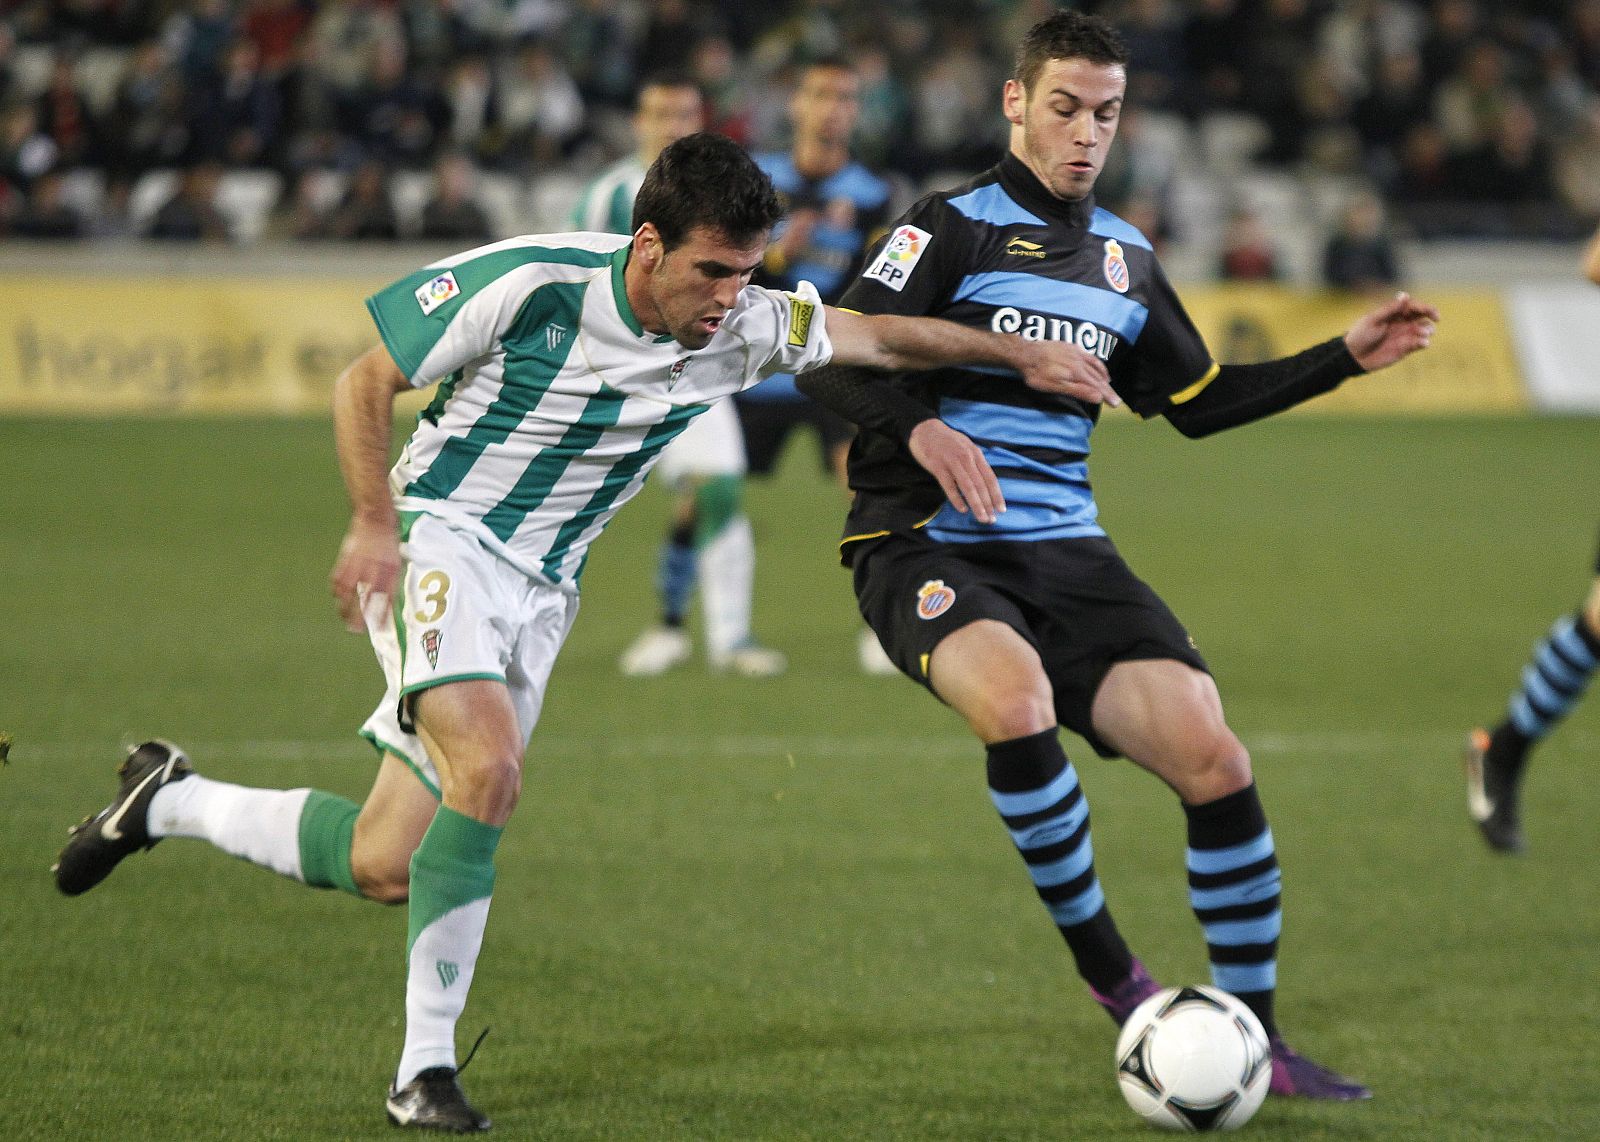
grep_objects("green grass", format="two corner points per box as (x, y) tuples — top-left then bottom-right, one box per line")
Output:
(2, 414), (1597, 1140)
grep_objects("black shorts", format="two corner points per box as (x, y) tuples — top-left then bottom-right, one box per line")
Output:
(734, 393), (854, 477)
(852, 532), (1208, 758)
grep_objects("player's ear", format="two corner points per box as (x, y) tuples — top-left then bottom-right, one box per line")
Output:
(634, 223), (662, 269)
(1003, 79), (1026, 127)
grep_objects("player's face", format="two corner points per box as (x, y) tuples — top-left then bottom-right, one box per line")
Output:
(1005, 57), (1126, 201)
(635, 85), (706, 162)
(791, 66), (861, 147)
(631, 223), (767, 349)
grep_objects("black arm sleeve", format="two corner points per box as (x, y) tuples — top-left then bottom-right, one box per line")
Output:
(795, 364), (935, 442)
(1164, 337), (1364, 439)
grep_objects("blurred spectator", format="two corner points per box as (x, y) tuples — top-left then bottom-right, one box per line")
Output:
(1119, 0), (1188, 114)
(148, 161), (231, 241)
(1321, 191), (1403, 293)
(0, 101), (59, 196)
(494, 39), (583, 171)
(35, 51), (102, 170)
(441, 54), (496, 159)
(1556, 101), (1600, 217)
(343, 36), (446, 168)
(642, 0), (709, 73)
(560, 0), (641, 110)
(1420, 0), (1485, 91)
(1240, 0), (1319, 166)
(847, 42), (909, 172)
(907, 26), (997, 176)
(1434, 39), (1514, 153)
(1217, 206), (1281, 281)
(690, 34), (756, 145)
(1449, 97), (1559, 207)
(325, 156), (399, 239)
(192, 36), (282, 166)
(419, 151), (492, 243)
(162, 0), (238, 84)
(1182, 0), (1250, 114)
(10, 169), (86, 238)
(240, 0), (313, 78)
(106, 40), (189, 180)
(1353, 49), (1434, 186)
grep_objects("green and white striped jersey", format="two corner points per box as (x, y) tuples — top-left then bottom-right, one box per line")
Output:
(365, 231), (832, 591)
(570, 157), (645, 234)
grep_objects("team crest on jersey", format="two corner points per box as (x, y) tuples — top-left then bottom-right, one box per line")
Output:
(862, 224), (932, 291)
(415, 271), (461, 315)
(787, 296), (815, 346)
(421, 628), (442, 668)
(667, 357), (690, 388)
(915, 579), (956, 620)
(1102, 239), (1130, 294)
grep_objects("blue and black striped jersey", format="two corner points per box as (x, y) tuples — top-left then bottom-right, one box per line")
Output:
(835, 152), (1217, 555)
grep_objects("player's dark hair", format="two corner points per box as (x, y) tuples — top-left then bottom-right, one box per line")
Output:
(633, 132), (783, 248)
(1014, 10), (1128, 93)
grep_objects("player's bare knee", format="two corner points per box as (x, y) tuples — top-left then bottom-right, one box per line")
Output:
(351, 855), (410, 905)
(1581, 578), (1600, 639)
(1180, 736), (1252, 801)
(972, 687), (1056, 743)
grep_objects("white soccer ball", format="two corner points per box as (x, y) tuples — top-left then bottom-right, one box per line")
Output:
(1115, 985), (1272, 1132)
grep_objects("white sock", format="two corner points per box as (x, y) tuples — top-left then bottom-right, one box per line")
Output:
(149, 777), (311, 881)
(699, 514), (756, 658)
(396, 897), (492, 1088)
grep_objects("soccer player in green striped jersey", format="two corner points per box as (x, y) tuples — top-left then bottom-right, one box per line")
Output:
(54, 132), (1120, 1132)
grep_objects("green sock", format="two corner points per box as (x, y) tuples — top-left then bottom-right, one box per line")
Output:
(298, 790), (362, 897)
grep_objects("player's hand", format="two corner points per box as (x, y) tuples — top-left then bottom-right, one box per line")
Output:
(1344, 291), (1438, 371)
(1013, 340), (1121, 407)
(908, 419), (1005, 525)
(330, 517), (401, 634)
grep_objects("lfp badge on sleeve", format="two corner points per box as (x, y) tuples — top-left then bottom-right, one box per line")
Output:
(862, 225), (932, 292)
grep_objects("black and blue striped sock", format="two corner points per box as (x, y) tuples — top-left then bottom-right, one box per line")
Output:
(1501, 612), (1600, 757)
(987, 730), (1132, 995)
(1185, 784), (1281, 1038)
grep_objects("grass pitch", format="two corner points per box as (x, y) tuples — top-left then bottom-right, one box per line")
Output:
(2, 413), (1597, 1140)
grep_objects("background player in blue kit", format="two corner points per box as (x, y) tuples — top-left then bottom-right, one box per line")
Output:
(1464, 223), (1600, 853)
(798, 10), (1438, 1101)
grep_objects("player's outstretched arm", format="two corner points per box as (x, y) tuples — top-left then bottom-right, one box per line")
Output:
(1166, 293), (1439, 439)
(822, 305), (1122, 408)
(330, 345), (412, 633)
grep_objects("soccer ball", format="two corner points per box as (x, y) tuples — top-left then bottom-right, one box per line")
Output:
(1115, 985), (1271, 1132)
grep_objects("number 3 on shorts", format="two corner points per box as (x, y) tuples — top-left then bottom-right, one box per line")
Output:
(413, 569), (452, 623)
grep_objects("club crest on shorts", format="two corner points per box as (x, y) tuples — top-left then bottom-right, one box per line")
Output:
(421, 628), (442, 668)
(1102, 239), (1130, 293)
(915, 579), (956, 620)
(415, 270), (461, 315)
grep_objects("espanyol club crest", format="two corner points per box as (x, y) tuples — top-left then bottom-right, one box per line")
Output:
(1102, 239), (1130, 294)
(915, 579), (956, 620)
(421, 628), (442, 668)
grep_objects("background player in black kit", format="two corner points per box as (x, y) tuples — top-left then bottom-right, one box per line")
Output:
(798, 10), (1438, 1101)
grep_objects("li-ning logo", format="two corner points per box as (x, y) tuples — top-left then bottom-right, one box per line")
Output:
(415, 271), (460, 315)
(546, 323), (567, 350)
(1102, 239), (1130, 293)
(915, 579), (956, 620)
(421, 628), (442, 668)
(1005, 237), (1047, 259)
(436, 960), (460, 988)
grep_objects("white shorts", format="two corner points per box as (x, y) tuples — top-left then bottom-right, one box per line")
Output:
(359, 513), (580, 796)
(653, 398), (746, 486)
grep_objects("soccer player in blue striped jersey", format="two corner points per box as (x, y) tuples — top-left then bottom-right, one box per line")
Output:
(53, 132), (1121, 1132)
(1465, 227), (1600, 853)
(796, 10), (1437, 1103)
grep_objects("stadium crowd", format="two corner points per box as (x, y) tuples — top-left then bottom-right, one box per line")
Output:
(2, 0), (1598, 251)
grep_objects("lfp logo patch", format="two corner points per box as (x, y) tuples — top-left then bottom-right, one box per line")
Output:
(1102, 239), (1129, 294)
(915, 579), (956, 620)
(415, 271), (461, 315)
(862, 224), (932, 292)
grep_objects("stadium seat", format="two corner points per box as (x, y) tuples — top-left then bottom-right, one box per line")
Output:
(215, 169), (284, 244)
(126, 168), (180, 234)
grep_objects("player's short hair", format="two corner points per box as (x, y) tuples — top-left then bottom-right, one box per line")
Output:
(633, 132), (783, 249)
(1014, 10), (1128, 94)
